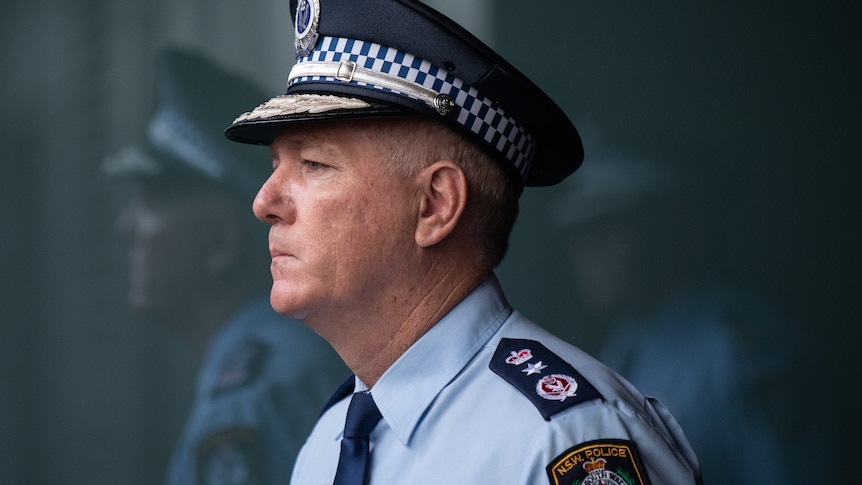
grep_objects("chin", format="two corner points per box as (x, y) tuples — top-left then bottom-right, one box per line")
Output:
(268, 282), (313, 320)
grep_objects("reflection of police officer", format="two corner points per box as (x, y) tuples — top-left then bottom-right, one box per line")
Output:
(554, 158), (834, 484)
(105, 47), (346, 485)
(220, 1), (703, 484)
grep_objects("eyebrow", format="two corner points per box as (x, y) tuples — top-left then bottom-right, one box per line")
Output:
(269, 134), (345, 162)
(269, 137), (305, 159)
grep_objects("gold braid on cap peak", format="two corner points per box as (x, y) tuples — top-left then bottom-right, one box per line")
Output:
(233, 94), (372, 124)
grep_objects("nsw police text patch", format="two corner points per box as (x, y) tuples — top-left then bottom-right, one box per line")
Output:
(546, 439), (651, 485)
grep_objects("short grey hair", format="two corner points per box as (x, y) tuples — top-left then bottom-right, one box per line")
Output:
(362, 116), (520, 269)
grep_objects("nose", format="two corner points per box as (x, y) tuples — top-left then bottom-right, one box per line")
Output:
(253, 172), (296, 225)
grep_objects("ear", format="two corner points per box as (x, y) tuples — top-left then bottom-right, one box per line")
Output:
(415, 160), (468, 248)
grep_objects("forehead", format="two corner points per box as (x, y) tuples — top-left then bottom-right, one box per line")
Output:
(268, 121), (406, 182)
(270, 119), (377, 153)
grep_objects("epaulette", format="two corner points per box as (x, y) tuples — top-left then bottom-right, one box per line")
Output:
(213, 339), (269, 395)
(489, 338), (602, 421)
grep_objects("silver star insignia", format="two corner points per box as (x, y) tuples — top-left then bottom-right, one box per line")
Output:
(522, 361), (547, 376)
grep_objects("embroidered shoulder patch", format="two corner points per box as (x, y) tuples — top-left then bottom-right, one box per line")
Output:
(196, 427), (262, 485)
(546, 439), (651, 485)
(489, 338), (601, 420)
(214, 339), (269, 394)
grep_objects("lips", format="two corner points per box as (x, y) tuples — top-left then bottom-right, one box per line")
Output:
(268, 248), (296, 276)
(269, 247), (291, 259)
(268, 231), (294, 259)
(269, 249), (298, 266)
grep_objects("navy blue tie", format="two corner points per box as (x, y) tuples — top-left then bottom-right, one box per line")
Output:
(333, 392), (382, 485)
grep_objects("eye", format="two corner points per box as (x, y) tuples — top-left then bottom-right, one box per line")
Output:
(303, 160), (328, 172)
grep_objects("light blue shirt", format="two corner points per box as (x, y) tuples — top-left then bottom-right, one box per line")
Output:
(291, 275), (701, 484)
(168, 297), (347, 485)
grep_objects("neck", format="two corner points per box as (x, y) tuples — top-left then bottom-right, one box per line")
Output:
(316, 257), (487, 388)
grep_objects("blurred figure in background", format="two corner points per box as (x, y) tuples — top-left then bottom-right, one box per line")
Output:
(105, 47), (346, 485)
(554, 157), (831, 484)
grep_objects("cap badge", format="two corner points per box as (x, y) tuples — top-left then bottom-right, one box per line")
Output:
(294, 0), (320, 58)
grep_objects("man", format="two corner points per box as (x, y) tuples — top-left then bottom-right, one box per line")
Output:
(554, 157), (833, 484)
(224, 1), (702, 483)
(106, 47), (346, 485)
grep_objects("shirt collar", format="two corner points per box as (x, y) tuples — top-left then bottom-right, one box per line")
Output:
(363, 273), (512, 445)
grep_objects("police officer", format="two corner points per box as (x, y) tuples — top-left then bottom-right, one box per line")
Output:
(223, 1), (702, 483)
(553, 157), (833, 484)
(106, 47), (347, 485)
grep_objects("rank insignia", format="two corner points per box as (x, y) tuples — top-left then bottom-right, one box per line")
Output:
(537, 374), (578, 401)
(506, 348), (533, 365)
(546, 439), (651, 485)
(214, 339), (269, 394)
(197, 427), (262, 485)
(490, 338), (601, 420)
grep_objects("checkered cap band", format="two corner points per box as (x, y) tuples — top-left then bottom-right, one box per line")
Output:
(289, 36), (535, 177)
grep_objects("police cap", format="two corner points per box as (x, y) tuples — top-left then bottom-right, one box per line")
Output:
(224, 0), (583, 187)
(104, 47), (271, 200)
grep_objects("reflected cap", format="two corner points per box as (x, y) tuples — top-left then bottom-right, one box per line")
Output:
(104, 47), (271, 200)
(552, 158), (693, 228)
(224, 0), (584, 187)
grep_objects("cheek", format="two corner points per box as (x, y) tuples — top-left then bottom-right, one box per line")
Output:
(269, 180), (415, 315)
(314, 206), (372, 278)
(308, 196), (398, 286)
(344, 200), (416, 279)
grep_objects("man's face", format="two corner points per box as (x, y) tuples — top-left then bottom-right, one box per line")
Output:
(115, 189), (215, 321)
(253, 121), (420, 326)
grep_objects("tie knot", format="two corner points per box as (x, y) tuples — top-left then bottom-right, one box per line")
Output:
(343, 392), (382, 438)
